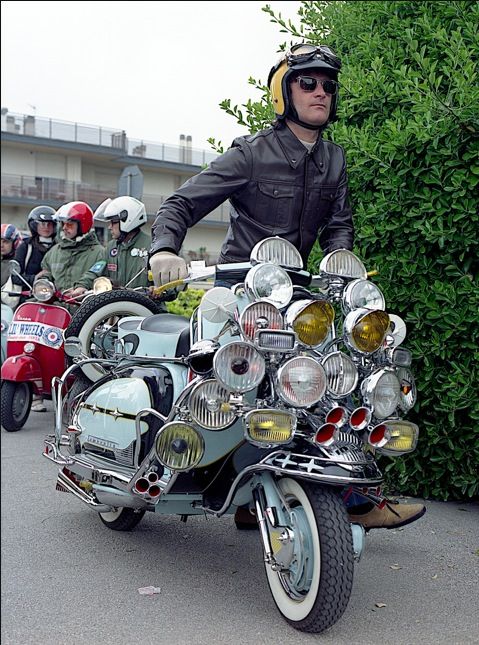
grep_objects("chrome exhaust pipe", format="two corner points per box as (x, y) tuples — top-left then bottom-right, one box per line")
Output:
(93, 485), (150, 509)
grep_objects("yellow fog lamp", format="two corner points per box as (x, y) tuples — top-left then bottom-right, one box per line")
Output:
(377, 420), (419, 456)
(344, 308), (390, 354)
(285, 299), (334, 348)
(93, 277), (113, 294)
(154, 422), (204, 471)
(245, 409), (296, 447)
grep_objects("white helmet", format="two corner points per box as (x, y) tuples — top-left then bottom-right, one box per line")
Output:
(94, 196), (147, 233)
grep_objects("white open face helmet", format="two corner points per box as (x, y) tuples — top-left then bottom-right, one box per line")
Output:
(94, 196), (147, 233)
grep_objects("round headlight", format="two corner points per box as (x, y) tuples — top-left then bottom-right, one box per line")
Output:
(240, 301), (283, 341)
(321, 351), (358, 398)
(361, 369), (400, 419)
(33, 279), (55, 302)
(188, 379), (236, 430)
(93, 276), (113, 294)
(244, 263), (293, 308)
(286, 299), (334, 348)
(250, 237), (303, 269)
(154, 422), (204, 471)
(277, 356), (327, 407)
(342, 279), (385, 313)
(213, 341), (266, 393)
(396, 367), (417, 412)
(344, 308), (390, 354)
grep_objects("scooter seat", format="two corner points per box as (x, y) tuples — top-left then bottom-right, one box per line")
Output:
(140, 313), (189, 334)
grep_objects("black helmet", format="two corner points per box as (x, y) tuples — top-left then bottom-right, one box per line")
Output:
(268, 43), (342, 129)
(28, 205), (57, 236)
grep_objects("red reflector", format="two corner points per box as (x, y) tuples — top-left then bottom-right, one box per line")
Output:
(326, 407), (345, 425)
(315, 423), (336, 445)
(350, 407), (370, 430)
(370, 424), (387, 446)
(148, 485), (161, 498)
(147, 472), (158, 483)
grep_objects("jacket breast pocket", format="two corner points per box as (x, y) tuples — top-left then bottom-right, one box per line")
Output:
(255, 182), (296, 229)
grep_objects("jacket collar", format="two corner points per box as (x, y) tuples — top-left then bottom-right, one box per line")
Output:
(274, 124), (325, 172)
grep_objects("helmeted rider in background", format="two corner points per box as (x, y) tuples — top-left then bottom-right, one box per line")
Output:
(40, 201), (105, 299)
(1, 224), (23, 307)
(94, 196), (151, 289)
(12, 206), (57, 303)
(148, 42), (425, 531)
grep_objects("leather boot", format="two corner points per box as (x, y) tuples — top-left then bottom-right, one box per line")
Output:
(348, 501), (426, 530)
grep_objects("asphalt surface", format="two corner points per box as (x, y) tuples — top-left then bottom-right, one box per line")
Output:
(1, 402), (478, 645)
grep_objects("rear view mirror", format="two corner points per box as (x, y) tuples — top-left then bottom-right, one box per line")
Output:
(199, 287), (237, 323)
(9, 259), (21, 276)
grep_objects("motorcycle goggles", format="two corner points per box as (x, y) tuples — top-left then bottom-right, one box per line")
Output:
(295, 76), (338, 95)
(287, 44), (341, 70)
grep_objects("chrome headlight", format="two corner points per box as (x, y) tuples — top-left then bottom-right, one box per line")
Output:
(342, 279), (385, 313)
(188, 379), (236, 430)
(240, 301), (283, 341)
(277, 356), (327, 407)
(93, 276), (113, 294)
(377, 420), (419, 455)
(344, 308), (390, 354)
(154, 422), (204, 471)
(33, 279), (55, 302)
(396, 367), (417, 412)
(244, 263), (293, 308)
(245, 409), (296, 447)
(361, 369), (400, 419)
(250, 237), (303, 269)
(285, 299), (334, 348)
(321, 351), (358, 398)
(319, 250), (367, 279)
(213, 341), (265, 393)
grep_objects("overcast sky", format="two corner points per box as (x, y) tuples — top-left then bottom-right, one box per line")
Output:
(1, 1), (302, 152)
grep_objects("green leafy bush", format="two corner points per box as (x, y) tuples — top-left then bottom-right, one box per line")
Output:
(215, 1), (479, 499)
(166, 287), (205, 318)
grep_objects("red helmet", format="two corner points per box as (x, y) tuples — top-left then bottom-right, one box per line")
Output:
(56, 201), (93, 236)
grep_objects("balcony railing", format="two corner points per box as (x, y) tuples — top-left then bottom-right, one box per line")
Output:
(1, 112), (218, 167)
(1, 173), (230, 223)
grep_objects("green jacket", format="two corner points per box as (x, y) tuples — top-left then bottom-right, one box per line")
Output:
(104, 228), (151, 289)
(41, 231), (105, 291)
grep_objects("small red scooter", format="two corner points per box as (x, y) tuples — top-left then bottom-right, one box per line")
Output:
(1, 263), (76, 431)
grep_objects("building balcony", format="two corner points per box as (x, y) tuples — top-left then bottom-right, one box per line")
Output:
(1, 111), (218, 167)
(0, 173), (230, 224)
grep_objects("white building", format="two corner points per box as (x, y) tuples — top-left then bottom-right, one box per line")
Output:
(1, 110), (229, 263)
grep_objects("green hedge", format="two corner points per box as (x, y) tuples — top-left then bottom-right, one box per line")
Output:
(213, 1), (479, 500)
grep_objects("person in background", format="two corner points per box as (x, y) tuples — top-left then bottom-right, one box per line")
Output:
(40, 201), (105, 299)
(94, 196), (151, 288)
(30, 201), (105, 412)
(12, 206), (57, 304)
(1, 224), (23, 307)
(148, 43), (425, 532)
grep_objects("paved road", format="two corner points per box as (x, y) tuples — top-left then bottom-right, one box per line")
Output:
(1, 403), (478, 645)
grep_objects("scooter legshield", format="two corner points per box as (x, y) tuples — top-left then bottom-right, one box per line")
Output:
(76, 377), (154, 466)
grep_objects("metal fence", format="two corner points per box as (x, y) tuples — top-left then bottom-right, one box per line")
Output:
(1, 112), (218, 166)
(1, 173), (230, 222)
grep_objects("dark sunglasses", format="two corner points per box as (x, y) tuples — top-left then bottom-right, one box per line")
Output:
(287, 43), (341, 69)
(296, 76), (338, 95)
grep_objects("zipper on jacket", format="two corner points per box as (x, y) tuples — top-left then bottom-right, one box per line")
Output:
(298, 154), (310, 254)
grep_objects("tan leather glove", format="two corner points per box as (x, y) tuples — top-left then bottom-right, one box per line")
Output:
(149, 251), (187, 286)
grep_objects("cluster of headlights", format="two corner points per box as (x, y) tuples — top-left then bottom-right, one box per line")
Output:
(152, 245), (419, 473)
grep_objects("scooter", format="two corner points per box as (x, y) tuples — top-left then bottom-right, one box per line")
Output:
(1, 261), (77, 431)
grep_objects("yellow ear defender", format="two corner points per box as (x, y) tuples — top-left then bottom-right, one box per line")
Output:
(268, 59), (289, 118)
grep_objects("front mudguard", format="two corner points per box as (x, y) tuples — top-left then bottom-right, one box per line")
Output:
(1, 355), (42, 393)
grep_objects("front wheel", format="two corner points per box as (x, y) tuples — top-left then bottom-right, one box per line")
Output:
(65, 290), (164, 382)
(264, 480), (354, 633)
(1, 381), (32, 431)
(99, 507), (146, 531)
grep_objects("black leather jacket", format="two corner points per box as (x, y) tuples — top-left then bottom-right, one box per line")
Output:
(151, 124), (354, 265)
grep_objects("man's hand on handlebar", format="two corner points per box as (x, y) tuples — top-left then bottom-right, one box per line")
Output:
(149, 251), (187, 286)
